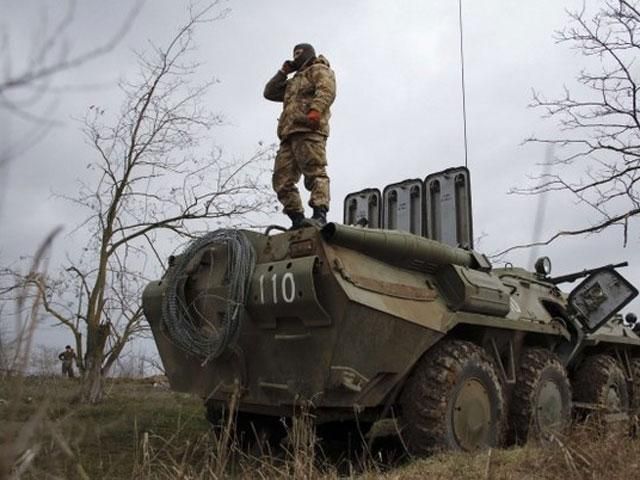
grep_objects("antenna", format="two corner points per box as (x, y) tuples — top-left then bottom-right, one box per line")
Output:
(527, 145), (554, 269)
(458, 0), (469, 169)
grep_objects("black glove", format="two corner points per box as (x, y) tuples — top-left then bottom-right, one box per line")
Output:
(280, 60), (295, 74)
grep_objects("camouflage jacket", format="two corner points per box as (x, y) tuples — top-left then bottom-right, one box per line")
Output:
(264, 55), (336, 140)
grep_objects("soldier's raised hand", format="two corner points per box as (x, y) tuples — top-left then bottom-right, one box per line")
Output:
(280, 60), (295, 75)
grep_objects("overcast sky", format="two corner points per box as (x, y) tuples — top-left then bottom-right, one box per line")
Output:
(2, 0), (639, 353)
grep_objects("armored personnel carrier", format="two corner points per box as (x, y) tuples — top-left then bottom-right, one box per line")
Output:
(143, 167), (640, 453)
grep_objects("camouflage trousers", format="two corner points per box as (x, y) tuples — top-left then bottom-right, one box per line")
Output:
(61, 361), (75, 378)
(272, 133), (330, 214)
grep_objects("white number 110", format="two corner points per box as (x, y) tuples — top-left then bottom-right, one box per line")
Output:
(258, 272), (296, 304)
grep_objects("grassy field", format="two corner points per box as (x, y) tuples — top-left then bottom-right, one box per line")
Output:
(0, 377), (205, 479)
(0, 377), (639, 479)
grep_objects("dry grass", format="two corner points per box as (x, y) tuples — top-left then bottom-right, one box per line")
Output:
(0, 377), (204, 479)
(378, 423), (640, 480)
(1, 377), (640, 479)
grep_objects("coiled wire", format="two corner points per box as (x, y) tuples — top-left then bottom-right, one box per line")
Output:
(161, 229), (256, 363)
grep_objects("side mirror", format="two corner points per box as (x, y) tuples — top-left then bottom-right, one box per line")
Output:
(534, 256), (552, 276)
(569, 269), (638, 333)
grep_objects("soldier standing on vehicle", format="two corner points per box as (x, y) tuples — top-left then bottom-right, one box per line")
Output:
(58, 345), (77, 378)
(264, 43), (336, 229)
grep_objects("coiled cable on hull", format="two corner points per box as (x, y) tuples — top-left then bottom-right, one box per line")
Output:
(161, 229), (256, 362)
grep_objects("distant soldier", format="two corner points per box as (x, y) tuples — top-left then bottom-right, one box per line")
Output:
(58, 345), (77, 378)
(264, 43), (337, 229)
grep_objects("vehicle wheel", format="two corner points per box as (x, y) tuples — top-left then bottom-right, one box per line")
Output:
(509, 348), (572, 443)
(573, 354), (630, 418)
(235, 412), (286, 455)
(206, 406), (284, 454)
(205, 404), (223, 426)
(399, 340), (506, 454)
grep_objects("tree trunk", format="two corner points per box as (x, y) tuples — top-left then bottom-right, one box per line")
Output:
(82, 361), (104, 404)
(75, 331), (85, 375)
(81, 323), (110, 404)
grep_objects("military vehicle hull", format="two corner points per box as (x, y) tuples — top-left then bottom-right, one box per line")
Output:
(143, 223), (640, 452)
(143, 226), (449, 420)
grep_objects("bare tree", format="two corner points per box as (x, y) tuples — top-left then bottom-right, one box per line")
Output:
(0, 0), (137, 380)
(0, 230), (62, 478)
(0, 288), (20, 377)
(1, 263), (94, 375)
(0, 0), (140, 169)
(504, 1), (640, 255)
(30, 345), (62, 377)
(2, 3), (272, 403)
(0, 305), (16, 377)
(110, 348), (153, 378)
(0, 229), (61, 377)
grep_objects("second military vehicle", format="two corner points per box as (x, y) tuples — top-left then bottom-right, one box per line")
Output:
(143, 166), (640, 453)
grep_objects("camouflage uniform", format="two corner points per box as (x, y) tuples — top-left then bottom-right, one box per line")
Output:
(264, 55), (336, 214)
(58, 349), (77, 378)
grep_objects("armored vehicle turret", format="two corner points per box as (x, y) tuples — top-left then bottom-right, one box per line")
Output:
(143, 167), (640, 453)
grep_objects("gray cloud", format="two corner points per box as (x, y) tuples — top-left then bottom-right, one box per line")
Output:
(2, 0), (638, 350)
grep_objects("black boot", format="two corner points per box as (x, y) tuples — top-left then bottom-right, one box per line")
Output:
(287, 211), (306, 230)
(310, 206), (328, 226)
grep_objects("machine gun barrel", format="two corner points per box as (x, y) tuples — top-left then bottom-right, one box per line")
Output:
(548, 262), (628, 285)
(321, 223), (475, 269)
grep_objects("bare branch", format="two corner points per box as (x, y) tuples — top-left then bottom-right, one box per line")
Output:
(508, 1), (640, 252)
(494, 207), (640, 257)
(10, 2), (272, 404)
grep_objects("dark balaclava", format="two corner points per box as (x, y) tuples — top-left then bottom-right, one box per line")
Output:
(292, 43), (316, 70)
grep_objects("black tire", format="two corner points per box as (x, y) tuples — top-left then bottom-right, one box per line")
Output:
(573, 354), (630, 417)
(235, 412), (286, 455)
(399, 340), (506, 455)
(206, 406), (285, 454)
(509, 348), (572, 444)
(205, 405), (223, 426)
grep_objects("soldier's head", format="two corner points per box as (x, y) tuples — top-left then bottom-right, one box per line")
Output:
(292, 43), (316, 70)
(65, 345), (72, 350)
